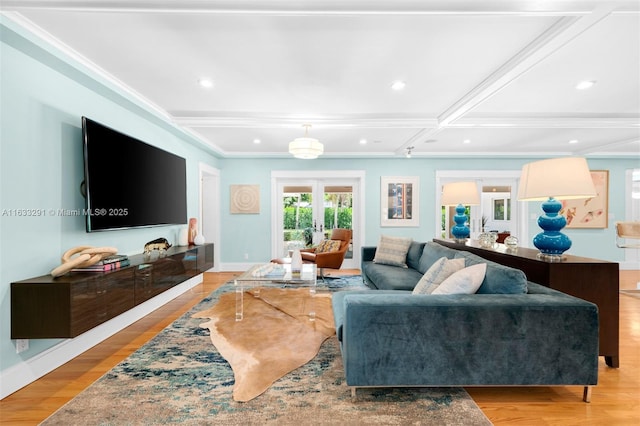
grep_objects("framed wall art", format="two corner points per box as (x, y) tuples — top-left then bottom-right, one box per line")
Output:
(561, 170), (609, 229)
(380, 176), (419, 227)
(230, 184), (260, 214)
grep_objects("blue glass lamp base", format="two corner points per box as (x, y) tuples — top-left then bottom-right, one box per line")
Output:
(451, 204), (470, 242)
(533, 197), (571, 262)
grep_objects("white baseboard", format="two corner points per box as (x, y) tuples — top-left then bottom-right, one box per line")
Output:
(619, 260), (639, 271)
(0, 274), (202, 400)
(219, 262), (257, 271)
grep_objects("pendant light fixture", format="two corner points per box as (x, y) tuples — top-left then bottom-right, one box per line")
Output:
(289, 124), (324, 159)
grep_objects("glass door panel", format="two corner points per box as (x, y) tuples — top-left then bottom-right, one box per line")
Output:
(324, 185), (354, 262)
(282, 185), (313, 256)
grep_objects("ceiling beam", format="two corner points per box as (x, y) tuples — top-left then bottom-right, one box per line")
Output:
(436, 5), (617, 128)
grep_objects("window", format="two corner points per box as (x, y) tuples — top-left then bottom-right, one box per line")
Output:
(493, 198), (511, 221)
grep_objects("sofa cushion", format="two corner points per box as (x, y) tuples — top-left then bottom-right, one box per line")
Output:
(373, 235), (413, 268)
(362, 262), (424, 290)
(454, 251), (528, 294)
(417, 242), (459, 273)
(316, 239), (341, 253)
(406, 241), (427, 271)
(432, 263), (487, 295)
(412, 257), (466, 295)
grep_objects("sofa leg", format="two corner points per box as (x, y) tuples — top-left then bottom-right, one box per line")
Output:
(583, 386), (592, 403)
(351, 387), (357, 401)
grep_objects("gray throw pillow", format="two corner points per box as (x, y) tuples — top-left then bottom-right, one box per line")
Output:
(373, 235), (413, 268)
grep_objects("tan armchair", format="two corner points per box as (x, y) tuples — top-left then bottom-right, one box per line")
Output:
(615, 221), (640, 248)
(301, 228), (352, 276)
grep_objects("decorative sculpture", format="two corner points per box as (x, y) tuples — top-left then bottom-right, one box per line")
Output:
(188, 218), (198, 245)
(50, 245), (118, 277)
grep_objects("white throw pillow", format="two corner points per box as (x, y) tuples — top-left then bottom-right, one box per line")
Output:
(432, 263), (487, 295)
(413, 257), (465, 295)
(373, 235), (413, 268)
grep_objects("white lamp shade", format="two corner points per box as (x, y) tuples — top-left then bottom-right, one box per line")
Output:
(441, 181), (480, 206)
(289, 137), (324, 159)
(518, 157), (597, 201)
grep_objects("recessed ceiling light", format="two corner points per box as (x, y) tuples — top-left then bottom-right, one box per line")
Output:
(576, 80), (596, 90)
(463, 139), (471, 144)
(391, 80), (406, 91)
(359, 139), (367, 145)
(198, 78), (214, 88)
(253, 139), (261, 144)
(569, 139), (579, 144)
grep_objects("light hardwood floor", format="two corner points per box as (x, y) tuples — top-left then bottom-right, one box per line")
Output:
(1, 270), (638, 425)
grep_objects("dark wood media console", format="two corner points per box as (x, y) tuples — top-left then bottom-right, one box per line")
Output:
(434, 238), (620, 368)
(11, 243), (214, 339)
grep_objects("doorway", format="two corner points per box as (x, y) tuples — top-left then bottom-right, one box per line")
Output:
(271, 171), (365, 269)
(435, 170), (525, 244)
(199, 163), (220, 271)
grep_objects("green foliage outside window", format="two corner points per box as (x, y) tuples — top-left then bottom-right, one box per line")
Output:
(283, 207), (352, 230)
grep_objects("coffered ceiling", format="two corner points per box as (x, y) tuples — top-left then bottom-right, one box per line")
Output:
(2, 1), (639, 158)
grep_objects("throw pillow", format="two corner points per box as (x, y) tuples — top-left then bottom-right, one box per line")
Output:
(432, 263), (487, 295)
(373, 235), (413, 268)
(412, 257), (466, 295)
(316, 239), (341, 253)
(417, 242), (459, 274)
(453, 252), (528, 294)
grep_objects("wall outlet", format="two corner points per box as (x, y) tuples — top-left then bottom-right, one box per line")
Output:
(244, 253), (249, 260)
(16, 339), (29, 354)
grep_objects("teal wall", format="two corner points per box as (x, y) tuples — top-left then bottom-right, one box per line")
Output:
(0, 20), (219, 374)
(1, 16), (638, 384)
(220, 158), (639, 265)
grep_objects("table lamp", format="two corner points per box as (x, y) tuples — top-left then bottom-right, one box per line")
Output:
(441, 181), (480, 242)
(518, 157), (597, 261)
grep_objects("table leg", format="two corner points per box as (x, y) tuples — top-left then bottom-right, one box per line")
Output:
(235, 281), (243, 321)
(308, 282), (316, 321)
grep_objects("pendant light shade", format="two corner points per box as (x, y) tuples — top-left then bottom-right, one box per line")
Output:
(289, 124), (323, 159)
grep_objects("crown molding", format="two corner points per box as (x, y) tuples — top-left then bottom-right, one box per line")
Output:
(4, 1), (636, 15)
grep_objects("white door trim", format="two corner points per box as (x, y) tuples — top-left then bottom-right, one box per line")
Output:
(435, 170), (527, 246)
(199, 162), (220, 271)
(271, 170), (365, 269)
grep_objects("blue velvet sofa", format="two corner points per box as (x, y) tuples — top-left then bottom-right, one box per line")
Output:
(332, 241), (599, 401)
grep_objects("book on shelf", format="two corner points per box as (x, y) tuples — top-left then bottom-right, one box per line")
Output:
(99, 254), (129, 265)
(72, 259), (131, 272)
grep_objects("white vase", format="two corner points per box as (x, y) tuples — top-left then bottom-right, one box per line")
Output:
(194, 234), (205, 246)
(291, 249), (302, 272)
(178, 228), (189, 246)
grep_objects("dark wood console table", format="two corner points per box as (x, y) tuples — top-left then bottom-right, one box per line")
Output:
(11, 243), (214, 339)
(434, 238), (620, 368)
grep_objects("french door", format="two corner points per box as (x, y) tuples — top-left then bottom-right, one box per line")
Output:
(272, 171), (364, 269)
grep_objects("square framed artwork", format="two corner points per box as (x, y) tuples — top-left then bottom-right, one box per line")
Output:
(380, 176), (419, 227)
(230, 184), (260, 214)
(561, 170), (609, 229)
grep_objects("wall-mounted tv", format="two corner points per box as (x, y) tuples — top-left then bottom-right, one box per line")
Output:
(82, 116), (187, 232)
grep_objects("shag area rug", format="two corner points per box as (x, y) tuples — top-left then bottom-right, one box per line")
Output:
(43, 275), (492, 425)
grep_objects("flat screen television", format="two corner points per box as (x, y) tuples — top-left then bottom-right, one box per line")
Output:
(82, 116), (187, 232)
